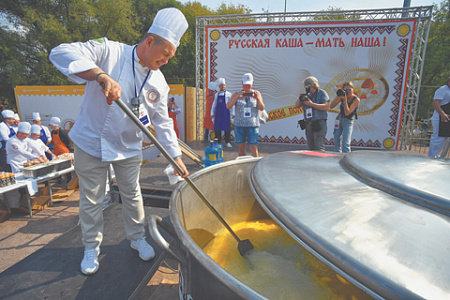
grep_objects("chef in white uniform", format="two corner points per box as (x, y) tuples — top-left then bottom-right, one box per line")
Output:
(6, 122), (44, 173)
(32, 112), (52, 146)
(0, 110), (17, 171)
(28, 124), (54, 160)
(49, 7), (189, 275)
(12, 113), (20, 133)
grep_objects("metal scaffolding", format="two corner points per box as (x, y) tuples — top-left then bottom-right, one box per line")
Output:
(195, 6), (433, 149)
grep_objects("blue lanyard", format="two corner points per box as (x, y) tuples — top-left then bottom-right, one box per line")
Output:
(132, 45), (151, 99)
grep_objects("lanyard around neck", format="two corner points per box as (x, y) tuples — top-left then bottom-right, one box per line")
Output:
(132, 45), (151, 99)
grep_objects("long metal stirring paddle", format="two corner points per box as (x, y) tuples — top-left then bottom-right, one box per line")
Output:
(112, 97), (254, 256)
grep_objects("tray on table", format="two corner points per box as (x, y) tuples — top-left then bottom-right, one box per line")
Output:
(22, 158), (72, 178)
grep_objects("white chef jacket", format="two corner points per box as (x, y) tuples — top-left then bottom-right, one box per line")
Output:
(49, 37), (181, 162)
(431, 84), (450, 121)
(6, 136), (37, 173)
(0, 122), (14, 149)
(28, 138), (49, 156)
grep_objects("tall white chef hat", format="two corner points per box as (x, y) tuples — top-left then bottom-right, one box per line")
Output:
(49, 117), (61, 127)
(2, 110), (14, 119)
(14, 113), (20, 121)
(218, 78), (226, 85)
(208, 81), (216, 91)
(147, 8), (188, 48)
(18, 122), (31, 134)
(33, 112), (41, 120)
(31, 124), (41, 135)
(242, 73), (253, 85)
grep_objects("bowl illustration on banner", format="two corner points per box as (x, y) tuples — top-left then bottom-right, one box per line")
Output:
(325, 69), (389, 116)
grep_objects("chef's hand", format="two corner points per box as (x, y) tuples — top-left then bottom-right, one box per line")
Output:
(97, 73), (121, 105)
(173, 158), (189, 178)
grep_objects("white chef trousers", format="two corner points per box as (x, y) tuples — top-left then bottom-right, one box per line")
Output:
(74, 145), (145, 249)
(428, 118), (446, 157)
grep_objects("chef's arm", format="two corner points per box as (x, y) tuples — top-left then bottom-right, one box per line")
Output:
(75, 68), (121, 105)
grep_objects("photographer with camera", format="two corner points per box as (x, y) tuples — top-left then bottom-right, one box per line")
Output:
(295, 76), (330, 151)
(329, 81), (360, 153)
(227, 73), (265, 157)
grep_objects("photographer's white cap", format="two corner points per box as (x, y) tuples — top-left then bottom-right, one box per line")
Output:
(242, 73), (253, 85)
(33, 112), (41, 120)
(18, 122), (31, 134)
(31, 124), (41, 135)
(218, 78), (226, 85)
(2, 110), (14, 119)
(147, 8), (188, 48)
(49, 117), (60, 127)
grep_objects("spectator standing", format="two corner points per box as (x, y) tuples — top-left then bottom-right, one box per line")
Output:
(428, 76), (450, 158)
(295, 76), (330, 151)
(211, 78), (234, 148)
(227, 73), (265, 157)
(329, 81), (360, 153)
(49, 7), (189, 275)
(49, 117), (71, 156)
(168, 97), (181, 139)
(203, 82), (216, 141)
(0, 110), (16, 171)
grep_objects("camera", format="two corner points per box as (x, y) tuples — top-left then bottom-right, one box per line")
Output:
(336, 88), (349, 97)
(243, 92), (254, 97)
(299, 93), (311, 103)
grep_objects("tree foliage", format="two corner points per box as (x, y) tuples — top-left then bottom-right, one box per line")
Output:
(416, 1), (450, 120)
(0, 0), (448, 120)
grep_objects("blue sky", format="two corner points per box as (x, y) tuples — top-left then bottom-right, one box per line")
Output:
(180, 0), (437, 13)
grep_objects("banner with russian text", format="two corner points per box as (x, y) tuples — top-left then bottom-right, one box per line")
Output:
(206, 20), (416, 149)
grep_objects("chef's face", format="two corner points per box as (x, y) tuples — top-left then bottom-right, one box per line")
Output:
(4, 118), (14, 126)
(17, 132), (29, 140)
(33, 120), (41, 126)
(140, 35), (176, 71)
(31, 133), (40, 140)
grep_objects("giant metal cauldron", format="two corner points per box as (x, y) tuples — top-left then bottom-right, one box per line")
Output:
(149, 151), (450, 299)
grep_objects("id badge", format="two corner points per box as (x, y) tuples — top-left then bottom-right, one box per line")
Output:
(244, 107), (251, 117)
(306, 108), (313, 119)
(334, 119), (340, 129)
(138, 103), (150, 125)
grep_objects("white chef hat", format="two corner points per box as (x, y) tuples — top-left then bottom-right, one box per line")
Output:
(33, 112), (41, 120)
(208, 81), (216, 91)
(18, 122), (31, 134)
(49, 117), (60, 127)
(242, 73), (253, 85)
(2, 110), (14, 119)
(14, 113), (20, 121)
(218, 78), (226, 85)
(147, 8), (188, 48)
(31, 124), (41, 135)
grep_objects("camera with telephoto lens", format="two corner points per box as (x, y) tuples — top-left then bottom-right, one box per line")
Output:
(299, 86), (312, 103)
(336, 88), (349, 97)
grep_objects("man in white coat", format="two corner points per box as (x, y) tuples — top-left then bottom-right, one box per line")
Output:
(6, 122), (45, 173)
(32, 112), (52, 147)
(0, 110), (16, 171)
(49, 7), (189, 275)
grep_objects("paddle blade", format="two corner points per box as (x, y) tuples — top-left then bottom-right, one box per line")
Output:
(238, 239), (254, 256)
